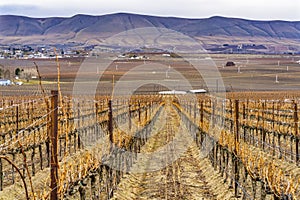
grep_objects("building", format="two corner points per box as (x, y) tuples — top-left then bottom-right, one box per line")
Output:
(0, 79), (11, 86)
(158, 90), (187, 95)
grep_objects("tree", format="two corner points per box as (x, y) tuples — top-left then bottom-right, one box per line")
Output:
(0, 65), (4, 79)
(0, 69), (3, 79)
(15, 68), (21, 77)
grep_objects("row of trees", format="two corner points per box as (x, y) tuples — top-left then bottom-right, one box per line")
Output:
(0, 65), (34, 82)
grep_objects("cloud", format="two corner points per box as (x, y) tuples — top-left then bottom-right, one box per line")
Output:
(0, 4), (37, 14)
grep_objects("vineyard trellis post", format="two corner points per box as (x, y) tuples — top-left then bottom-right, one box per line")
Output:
(145, 102), (148, 122)
(0, 158), (2, 191)
(234, 99), (239, 197)
(235, 100), (239, 150)
(200, 101), (204, 127)
(50, 90), (59, 200)
(95, 102), (99, 124)
(77, 102), (81, 149)
(16, 105), (19, 138)
(242, 103), (246, 140)
(262, 101), (266, 150)
(108, 100), (113, 151)
(272, 102), (276, 156)
(193, 103), (196, 124)
(294, 101), (299, 164)
(212, 100), (216, 127)
(129, 104), (132, 130)
(138, 101), (141, 123)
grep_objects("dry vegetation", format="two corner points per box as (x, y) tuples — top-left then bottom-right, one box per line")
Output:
(0, 54), (299, 199)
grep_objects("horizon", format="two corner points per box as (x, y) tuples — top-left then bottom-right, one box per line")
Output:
(0, 12), (299, 22)
(0, 0), (299, 21)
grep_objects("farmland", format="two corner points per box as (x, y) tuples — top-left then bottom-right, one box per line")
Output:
(1, 53), (300, 95)
(0, 54), (300, 199)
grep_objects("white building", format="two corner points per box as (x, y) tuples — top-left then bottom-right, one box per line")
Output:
(0, 79), (11, 86)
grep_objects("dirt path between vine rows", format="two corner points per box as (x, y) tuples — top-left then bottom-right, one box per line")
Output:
(112, 101), (239, 200)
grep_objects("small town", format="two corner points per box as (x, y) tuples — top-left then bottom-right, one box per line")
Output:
(0, 44), (92, 59)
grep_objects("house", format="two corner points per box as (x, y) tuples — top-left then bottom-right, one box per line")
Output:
(15, 81), (23, 85)
(0, 79), (11, 86)
(158, 89), (207, 95)
(188, 89), (207, 94)
(158, 90), (187, 95)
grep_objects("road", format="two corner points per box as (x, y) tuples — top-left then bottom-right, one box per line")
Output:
(112, 100), (239, 200)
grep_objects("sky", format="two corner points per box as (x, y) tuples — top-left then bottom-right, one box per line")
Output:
(0, 0), (299, 21)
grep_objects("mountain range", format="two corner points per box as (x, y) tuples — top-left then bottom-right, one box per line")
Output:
(0, 13), (299, 53)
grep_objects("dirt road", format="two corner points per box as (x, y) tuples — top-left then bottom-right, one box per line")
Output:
(112, 100), (239, 200)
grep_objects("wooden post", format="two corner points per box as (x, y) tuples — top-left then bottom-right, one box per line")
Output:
(200, 101), (204, 128)
(0, 158), (2, 191)
(294, 102), (299, 163)
(243, 103), (246, 140)
(31, 148), (35, 176)
(262, 102), (266, 150)
(230, 100), (233, 132)
(128, 104), (132, 130)
(194, 103), (197, 123)
(50, 90), (58, 200)
(16, 105), (19, 138)
(272, 102), (276, 156)
(46, 141), (50, 167)
(77, 102), (81, 149)
(12, 154), (15, 183)
(235, 100), (239, 148)
(108, 100), (113, 151)
(212, 100), (216, 127)
(234, 100), (239, 197)
(145, 103), (148, 122)
(39, 145), (43, 170)
(138, 101), (141, 123)
(189, 101), (192, 115)
(220, 145), (223, 174)
(95, 102), (99, 124)
(214, 144), (218, 170)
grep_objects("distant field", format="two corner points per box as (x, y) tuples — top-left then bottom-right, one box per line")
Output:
(1, 54), (300, 96)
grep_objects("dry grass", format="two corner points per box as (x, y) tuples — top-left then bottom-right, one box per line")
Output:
(112, 100), (239, 200)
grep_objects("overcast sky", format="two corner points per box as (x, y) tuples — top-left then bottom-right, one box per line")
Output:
(0, 0), (299, 20)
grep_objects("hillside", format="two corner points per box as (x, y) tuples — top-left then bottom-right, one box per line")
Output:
(0, 13), (299, 52)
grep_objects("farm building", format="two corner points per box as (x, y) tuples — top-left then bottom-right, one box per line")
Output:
(0, 79), (11, 86)
(225, 61), (235, 66)
(158, 90), (187, 95)
(188, 89), (207, 94)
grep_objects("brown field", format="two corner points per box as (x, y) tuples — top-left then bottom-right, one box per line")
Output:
(1, 54), (300, 97)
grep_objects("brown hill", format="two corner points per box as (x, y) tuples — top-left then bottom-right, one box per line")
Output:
(0, 13), (299, 52)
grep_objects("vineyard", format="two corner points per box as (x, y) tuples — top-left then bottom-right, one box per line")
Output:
(0, 91), (299, 200)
